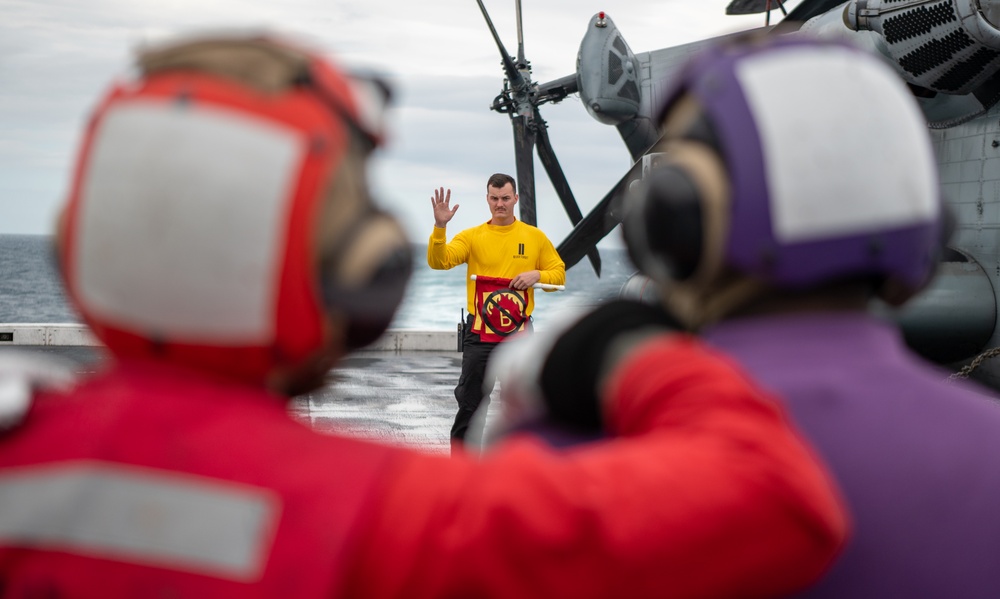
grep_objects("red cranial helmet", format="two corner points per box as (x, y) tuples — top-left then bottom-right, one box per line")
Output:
(59, 33), (412, 391)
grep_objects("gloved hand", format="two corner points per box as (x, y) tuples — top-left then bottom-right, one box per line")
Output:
(486, 300), (680, 443)
(0, 351), (77, 431)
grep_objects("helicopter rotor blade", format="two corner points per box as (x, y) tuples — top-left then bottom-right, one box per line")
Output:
(556, 161), (644, 270)
(725, 0), (785, 14)
(512, 115), (537, 226)
(515, 0), (526, 66)
(475, 0), (523, 85)
(783, 0), (845, 23)
(534, 116), (602, 275)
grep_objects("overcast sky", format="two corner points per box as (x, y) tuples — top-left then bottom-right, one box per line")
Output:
(0, 0), (803, 249)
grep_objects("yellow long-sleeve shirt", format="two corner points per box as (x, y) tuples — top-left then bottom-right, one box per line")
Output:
(427, 220), (566, 317)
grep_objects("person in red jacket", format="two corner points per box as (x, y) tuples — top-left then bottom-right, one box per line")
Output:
(0, 32), (846, 598)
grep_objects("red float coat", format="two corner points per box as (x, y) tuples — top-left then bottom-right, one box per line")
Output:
(0, 336), (846, 598)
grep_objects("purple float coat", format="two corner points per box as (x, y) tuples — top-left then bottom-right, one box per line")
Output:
(704, 312), (1000, 598)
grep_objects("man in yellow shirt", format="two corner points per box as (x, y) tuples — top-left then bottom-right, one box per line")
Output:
(428, 173), (566, 450)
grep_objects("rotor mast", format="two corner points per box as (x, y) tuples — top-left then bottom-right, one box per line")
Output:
(475, 0), (602, 274)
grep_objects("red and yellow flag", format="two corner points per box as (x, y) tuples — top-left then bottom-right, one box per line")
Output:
(471, 275), (530, 342)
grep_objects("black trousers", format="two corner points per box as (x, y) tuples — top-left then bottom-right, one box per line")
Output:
(452, 314), (534, 447)
(451, 315), (500, 444)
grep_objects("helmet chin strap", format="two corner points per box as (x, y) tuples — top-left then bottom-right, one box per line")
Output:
(668, 277), (881, 330)
(663, 276), (766, 331)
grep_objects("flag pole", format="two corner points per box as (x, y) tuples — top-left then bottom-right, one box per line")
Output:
(470, 274), (565, 291)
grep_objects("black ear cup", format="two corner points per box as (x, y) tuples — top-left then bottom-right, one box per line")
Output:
(320, 209), (413, 350)
(624, 164), (704, 283)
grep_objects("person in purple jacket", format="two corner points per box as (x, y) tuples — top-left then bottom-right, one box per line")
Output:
(621, 34), (1000, 598)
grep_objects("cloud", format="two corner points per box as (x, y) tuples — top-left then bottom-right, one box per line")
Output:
(0, 0), (801, 240)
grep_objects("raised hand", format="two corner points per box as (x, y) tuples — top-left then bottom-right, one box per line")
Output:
(431, 187), (459, 228)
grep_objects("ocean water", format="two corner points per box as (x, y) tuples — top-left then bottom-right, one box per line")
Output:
(0, 234), (637, 330)
(0, 235), (76, 323)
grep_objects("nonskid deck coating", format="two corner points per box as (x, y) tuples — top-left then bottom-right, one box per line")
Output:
(290, 351), (502, 454)
(0, 346), (493, 455)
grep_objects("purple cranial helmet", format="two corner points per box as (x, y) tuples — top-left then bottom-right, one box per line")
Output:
(624, 35), (945, 325)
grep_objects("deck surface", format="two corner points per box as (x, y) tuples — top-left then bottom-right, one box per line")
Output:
(1, 346), (491, 455)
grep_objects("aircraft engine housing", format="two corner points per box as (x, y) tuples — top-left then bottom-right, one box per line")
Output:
(847, 0), (1000, 94)
(577, 12), (641, 125)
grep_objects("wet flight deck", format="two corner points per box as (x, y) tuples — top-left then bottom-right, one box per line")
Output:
(0, 340), (490, 456)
